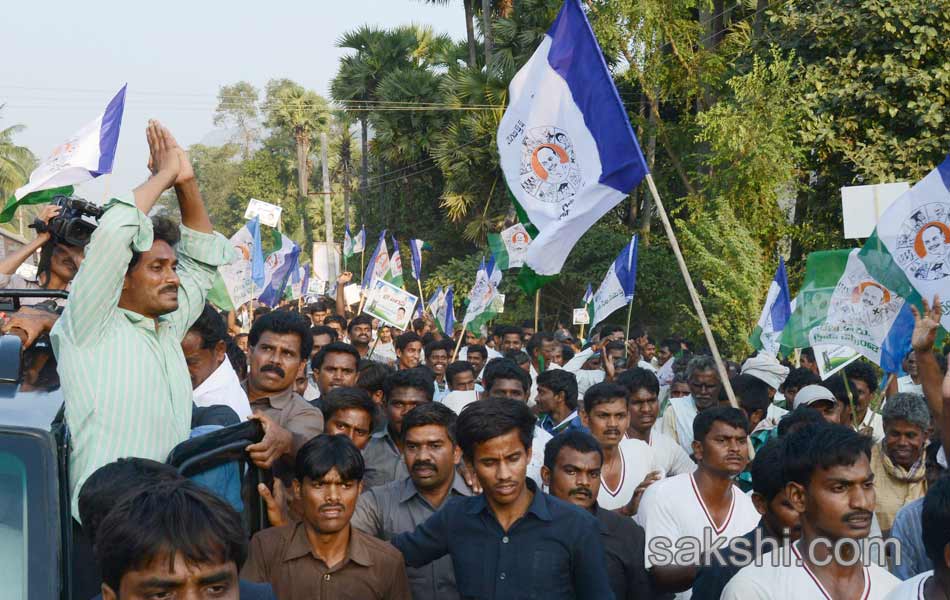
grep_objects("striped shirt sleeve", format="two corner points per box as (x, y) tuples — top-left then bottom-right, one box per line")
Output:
(165, 225), (237, 340)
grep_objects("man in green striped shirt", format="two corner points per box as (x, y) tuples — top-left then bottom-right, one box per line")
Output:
(51, 121), (236, 520)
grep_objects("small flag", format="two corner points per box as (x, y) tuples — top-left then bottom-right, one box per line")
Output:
(464, 258), (503, 335)
(258, 234), (301, 307)
(487, 223), (532, 270)
(363, 230), (390, 290)
(583, 282), (594, 323)
(435, 286), (456, 336)
(388, 235), (405, 287)
(780, 249), (915, 373)
(410, 238), (429, 281)
(589, 236), (638, 329)
(343, 224), (355, 259)
(1, 85), (127, 223)
(749, 257), (792, 355)
(496, 1), (648, 293)
(353, 225), (367, 254)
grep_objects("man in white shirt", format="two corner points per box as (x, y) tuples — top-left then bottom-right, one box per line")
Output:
(660, 355), (723, 453)
(181, 304), (252, 420)
(616, 368), (696, 477)
(637, 406), (760, 599)
(581, 381), (656, 515)
(722, 422), (899, 600)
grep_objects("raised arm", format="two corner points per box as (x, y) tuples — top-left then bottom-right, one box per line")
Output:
(336, 271), (353, 317)
(0, 205), (59, 277)
(54, 122), (179, 347)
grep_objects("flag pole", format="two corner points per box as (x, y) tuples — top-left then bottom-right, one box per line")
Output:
(644, 173), (737, 408)
(417, 279), (426, 318)
(579, 322), (586, 343)
(451, 326), (466, 362)
(624, 299), (634, 358)
(534, 290), (541, 332)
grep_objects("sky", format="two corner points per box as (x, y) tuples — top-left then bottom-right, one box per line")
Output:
(0, 0), (468, 200)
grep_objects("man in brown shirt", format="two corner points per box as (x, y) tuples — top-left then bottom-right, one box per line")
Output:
(242, 434), (411, 600)
(244, 311), (324, 470)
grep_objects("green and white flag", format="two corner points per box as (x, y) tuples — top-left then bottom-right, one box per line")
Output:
(780, 249), (915, 373)
(463, 258), (502, 335)
(487, 223), (532, 270)
(387, 235), (405, 288)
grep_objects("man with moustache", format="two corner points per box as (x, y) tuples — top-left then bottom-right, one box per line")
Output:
(353, 403), (472, 600)
(244, 311), (324, 470)
(309, 341), (360, 407)
(346, 314), (374, 358)
(722, 423), (899, 599)
(637, 407), (760, 599)
(542, 431), (655, 599)
(242, 435), (411, 600)
(390, 398), (615, 599)
(660, 355), (724, 453)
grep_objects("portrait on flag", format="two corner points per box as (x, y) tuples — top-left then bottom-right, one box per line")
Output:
(364, 279), (418, 330)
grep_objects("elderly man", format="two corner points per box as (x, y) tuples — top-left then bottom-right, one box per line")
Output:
(660, 355), (723, 453)
(869, 393), (931, 535)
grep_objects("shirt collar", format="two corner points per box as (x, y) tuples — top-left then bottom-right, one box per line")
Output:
(551, 411), (579, 433)
(398, 472), (472, 504)
(118, 307), (163, 331)
(284, 522), (375, 567)
(244, 382), (296, 410)
(464, 478), (551, 522)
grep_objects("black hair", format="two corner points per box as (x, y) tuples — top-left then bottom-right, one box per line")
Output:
(446, 361), (476, 387)
(497, 325), (524, 339)
(800, 347), (816, 363)
(396, 331), (423, 352)
(777, 405), (826, 437)
(358, 360), (395, 393)
(731, 374), (772, 417)
(188, 303), (229, 349)
(412, 317), (426, 333)
(822, 374), (851, 405)
(537, 369), (579, 410)
(526, 331), (555, 356)
(36, 238), (82, 287)
(224, 338), (247, 381)
(306, 299), (333, 313)
(401, 402), (458, 444)
(383, 367), (435, 402)
(467, 343), (488, 360)
(95, 479), (246, 592)
(457, 397), (536, 461)
(693, 406), (750, 443)
(781, 367), (820, 393)
(599, 324), (624, 339)
(923, 477), (950, 566)
(128, 216), (180, 272)
(321, 387), (377, 425)
(249, 310), (313, 359)
(347, 313), (374, 333)
(604, 340), (626, 355)
(483, 358), (531, 395)
(615, 367), (660, 396)
(750, 439), (787, 502)
(310, 325), (339, 342)
(78, 458), (181, 545)
(844, 360), (879, 393)
(783, 423), (872, 487)
(561, 344), (575, 363)
(630, 325), (646, 339)
(505, 350), (531, 366)
(582, 382), (629, 414)
(323, 314), (347, 329)
(543, 430), (603, 471)
(425, 338), (455, 359)
(295, 434), (365, 482)
(310, 341), (360, 371)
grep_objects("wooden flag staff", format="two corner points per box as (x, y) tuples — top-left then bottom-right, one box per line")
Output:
(644, 174), (738, 408)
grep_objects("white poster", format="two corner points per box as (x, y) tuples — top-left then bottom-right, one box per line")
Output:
(244, 198), (283, 228)
(572, 308), (590, 325)
(363, 279), (419, 330)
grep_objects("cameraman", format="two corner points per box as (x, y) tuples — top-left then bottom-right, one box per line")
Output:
(0, 204), (85, 306)
(50, 120), (237, 524)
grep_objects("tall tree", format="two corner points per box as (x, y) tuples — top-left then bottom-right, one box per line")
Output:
(213, 82), (260, 159)
(0, 115), (35, 202)
(263, 79), (330, 255)
(418, 0), (478, 67)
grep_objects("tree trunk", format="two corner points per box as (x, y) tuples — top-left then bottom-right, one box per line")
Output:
(753, 0), (769, 37)
(481, 0), (493, 70)
(296, 130), (314, 256)
(341, 126), (352, 229)
(359, 115), (369, 219)
(464, 0), (478, 67)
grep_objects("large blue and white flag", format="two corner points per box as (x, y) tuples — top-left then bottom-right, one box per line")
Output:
(1, 84), (127, 222)
(750, 257), (792, 355)
(496, 0), (648, 292)
(589, 236), (638, 329)
(435, 286), (455, 336)
(259, 234), (301, 307)
(247, 216), (266, 288)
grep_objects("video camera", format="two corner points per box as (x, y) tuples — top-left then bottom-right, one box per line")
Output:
(30, 195), (103, 247)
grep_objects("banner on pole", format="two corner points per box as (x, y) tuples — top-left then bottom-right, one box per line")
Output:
(363, 279), (419, 330)
(244, 198), (282, 228)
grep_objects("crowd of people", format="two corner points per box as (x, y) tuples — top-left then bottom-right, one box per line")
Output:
(5, 121), (950, 599)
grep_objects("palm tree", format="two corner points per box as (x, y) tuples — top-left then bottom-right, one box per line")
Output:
(417, 0), (478, 67)
(0, 115), (35, 202)
(263, 80), (330, 255)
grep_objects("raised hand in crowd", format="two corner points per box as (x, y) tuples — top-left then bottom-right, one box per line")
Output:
(619, 470), (661, 517)
(258, 478), (290, 528)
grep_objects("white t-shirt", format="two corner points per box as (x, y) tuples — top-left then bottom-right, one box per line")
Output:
(661, 395), (699, 453)
(192, 356), (253, 421)
(529, 426), (552, 487)
(883, 570), (931, 600)
(647, 426), (697, 477)
(860, 410), (886, 444)
(597, 437), (655, 511)
(637, 473), (760, 600)
(722, 541), (899, 600)
(441, 390), (479, 414)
